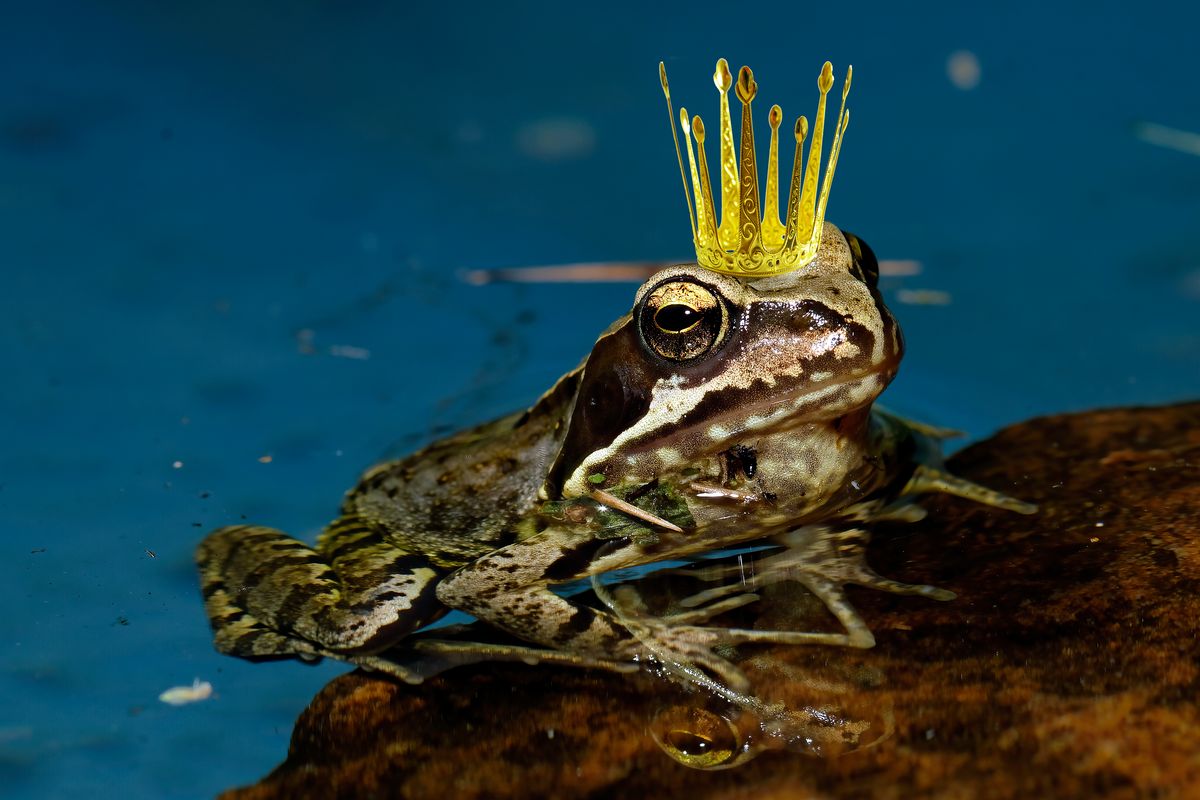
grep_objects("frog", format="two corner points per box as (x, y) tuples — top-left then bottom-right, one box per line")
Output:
(197, 225), (1034, 690)
(196, 58), (1036, 692)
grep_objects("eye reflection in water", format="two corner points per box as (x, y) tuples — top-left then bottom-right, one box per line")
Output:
(592, 546), (895, 770)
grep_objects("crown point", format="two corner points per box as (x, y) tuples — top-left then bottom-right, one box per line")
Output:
(819, 61), (834, 93)
(735, 66), (757, 104)
(662, 58), (852, 278)
(843, 64), (853, 100)
(659, 62), (670, 96)
(713, 58), (732, 92)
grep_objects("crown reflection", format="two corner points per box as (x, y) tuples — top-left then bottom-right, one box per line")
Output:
(659, 58), (851, 277)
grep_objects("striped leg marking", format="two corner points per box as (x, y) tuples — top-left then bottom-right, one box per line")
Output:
(196, 518), (443, 661)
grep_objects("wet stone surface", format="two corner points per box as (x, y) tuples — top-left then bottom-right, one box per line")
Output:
(225, 403), (1200, 799)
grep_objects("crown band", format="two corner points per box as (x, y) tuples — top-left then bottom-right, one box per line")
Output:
(659, 58), (851, 277)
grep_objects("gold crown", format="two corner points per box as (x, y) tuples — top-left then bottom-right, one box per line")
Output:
(659, 58), (851, 277)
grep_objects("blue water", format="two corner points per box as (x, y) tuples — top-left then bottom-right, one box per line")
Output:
(2, 2), (1198, 797)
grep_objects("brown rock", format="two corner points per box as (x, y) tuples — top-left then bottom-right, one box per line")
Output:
(223, 403), (1200, 799)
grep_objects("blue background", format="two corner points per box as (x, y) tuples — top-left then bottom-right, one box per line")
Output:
(3, 1), (1198, 797)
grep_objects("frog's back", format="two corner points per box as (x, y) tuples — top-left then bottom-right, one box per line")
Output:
(342, 372), (579, 565)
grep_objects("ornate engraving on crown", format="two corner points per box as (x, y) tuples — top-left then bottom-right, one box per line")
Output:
(659, 58), (852, 277)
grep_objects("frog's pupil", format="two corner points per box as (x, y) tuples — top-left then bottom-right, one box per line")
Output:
(666, 730), (713, 755)
(656, 303), (699, 333)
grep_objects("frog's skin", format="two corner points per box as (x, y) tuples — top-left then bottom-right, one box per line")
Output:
(197, 223), (1034, 688)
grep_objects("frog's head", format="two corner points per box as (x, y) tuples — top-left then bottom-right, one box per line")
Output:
(546, 223), (900, 498)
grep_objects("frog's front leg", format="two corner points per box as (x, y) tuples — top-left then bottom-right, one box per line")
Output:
(196, 516), (445, 679)
(646, 524), (955, 650)
(434, 526), (635, 654)
(433, 526), (751, 689)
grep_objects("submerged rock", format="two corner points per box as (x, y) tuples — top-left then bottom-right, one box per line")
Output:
(224, 403), (1200, 799)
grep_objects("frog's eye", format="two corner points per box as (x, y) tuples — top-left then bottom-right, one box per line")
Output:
(842, 231), (880, 288)
(654, 303), (705, 333)
(638, 279), (728, 362)
(649, 705), (754, 770)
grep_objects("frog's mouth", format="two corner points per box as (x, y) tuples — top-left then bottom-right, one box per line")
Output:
(709, 362), (899, 438)
(563, 362), (898, 496)
(640, 355), (900, 459)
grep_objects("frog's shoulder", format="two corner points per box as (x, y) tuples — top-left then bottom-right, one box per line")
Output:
(341, 366), (583, 554)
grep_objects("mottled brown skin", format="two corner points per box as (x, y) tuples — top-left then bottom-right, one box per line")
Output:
(196, 223), (1032, 686)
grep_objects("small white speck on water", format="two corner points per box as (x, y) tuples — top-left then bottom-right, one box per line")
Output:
(159, 678), (214, 706)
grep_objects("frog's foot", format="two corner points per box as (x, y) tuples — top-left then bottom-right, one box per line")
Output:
(906, 464), (1037, 514)
(594, 580), (759, 694)
(196, 520), (445, 668)
(665, 525), (954, 649)
(621, 619), (756, 695)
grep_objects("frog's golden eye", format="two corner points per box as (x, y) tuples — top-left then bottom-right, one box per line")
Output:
(638, 280), (728, 362)
(654, 303), (704, 333)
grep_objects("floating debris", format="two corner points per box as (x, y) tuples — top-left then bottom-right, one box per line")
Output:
(462, 259), (922, 285)
(946, 50), (981, 90)
(296, 328), (317, 355)
(257, 454), (273, 464)
(329, 344), (371, 361)
(158, 678), (213, 706)
(879, 259), (922, 277)
(297, 328), (371, 360)
(589, 488), (685, 533)
(461, 261), (670, 285)
(517, 116), (596, 161)
(1135, 121), (1200, 157)
(172, 460), (183, 469)
(896, 288), (953, 306)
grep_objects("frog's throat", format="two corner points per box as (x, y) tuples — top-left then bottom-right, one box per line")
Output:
(562, 363), (896, 497)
